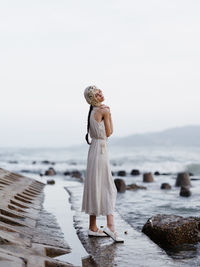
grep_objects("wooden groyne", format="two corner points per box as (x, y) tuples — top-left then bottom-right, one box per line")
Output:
(0, 168), (74, 267)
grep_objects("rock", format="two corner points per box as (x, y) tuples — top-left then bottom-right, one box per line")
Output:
(130, 169), (140, 176)
(8, 160), (18, 164)
(114, 178), (126, 193)
(180, 186), (191, 197)
(160, 183), (171, 190)
(42, 160), (51, 164)
(175, 172), (191, 187)
(21, 170), (31, 173)
(39, 173), (44, 177)
(64, 171), (71, 176)
(45, 167), (56, 176)
(111, 171), (115, 176)
(32, 161), (36, 164)
(117, 170), (126, 177)
(154, 171), (160, 175)
(69, 161), (77, 165)
(126, 183), (146, 190)
(161, 172), (172, 176)
(189, 172), (194, 176)
(47, 179), (55, 185)
(142, 214), (199, 248)
(143, 172), (154, 183)
(71, 170), (82, 178)
(71, 170), (83, 182)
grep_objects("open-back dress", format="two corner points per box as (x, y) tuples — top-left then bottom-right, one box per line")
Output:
(81, 106), (117, 216)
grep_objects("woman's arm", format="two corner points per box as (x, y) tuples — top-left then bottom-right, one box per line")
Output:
(109, 113), (113, 135)
(102, 108), (113, 137)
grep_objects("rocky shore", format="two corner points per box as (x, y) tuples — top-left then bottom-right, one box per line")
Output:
(0, 167), (75, 267)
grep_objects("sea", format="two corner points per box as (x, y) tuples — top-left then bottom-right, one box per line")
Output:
(0, 145), (200, 263)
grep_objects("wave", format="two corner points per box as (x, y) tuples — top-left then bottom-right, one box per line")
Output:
(185, 164), (200, 175)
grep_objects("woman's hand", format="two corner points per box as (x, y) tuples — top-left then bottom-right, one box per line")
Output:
(100, 104), (111, 114)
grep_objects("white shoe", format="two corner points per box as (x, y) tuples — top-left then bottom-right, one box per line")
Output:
(103, 227), (124, 243)
(88, 228), (108, 237)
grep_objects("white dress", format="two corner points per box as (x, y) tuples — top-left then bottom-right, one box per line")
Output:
(81, 106), (117, 216)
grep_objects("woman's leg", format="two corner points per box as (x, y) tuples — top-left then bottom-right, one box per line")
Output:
(106, 214), (115, 232)
(89, 215), (98, 231)
(89, 215), (104, 233)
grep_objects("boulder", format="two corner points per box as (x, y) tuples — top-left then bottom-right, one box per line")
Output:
(47, 179), (55, 185)
(42, 160), (51, 164)
(71, 170), (82, 178)
(45, 167), (56, 176)
(71, 170), (83, 182)
(154, 171), (160, 175)
(142, 214), (199, 248)
(64, 171), (71, 176)
(126, 183), (146, 190)
(117, 170), (126, 177)
(114, 178), (126, 193)
(175, 172), (191, 187)
(143, 172), (154, 183)
(180, 186), (191, 197)
(130, 169), (140, 176)
(160, 183), (171, 190)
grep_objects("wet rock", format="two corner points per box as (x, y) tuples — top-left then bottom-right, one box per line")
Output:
(180, 186), (191, 197)
(126, 183), (146, 190)
(21, 169), (32, 173)
(130, 169), (140, 176)
(143, 172), (154, 183)
(189, 172), (194, 176)
(117, 170), (126, 177)
(63, 171), (71, 176)
(142, 214), (199, 248)
(42, 160), (51, 164)
(175, 172), (191, 187)
(114, 178), (126, 193)
(111, 171), (115, 176)
(32, 161), (36, 164)
(47, 179), (55, 185)
(160, 183), (171, 190)
(69, 161), (77, 165)
(161, 172), (172, 176)
(45, 167), (56, 176)
(71, 170), (83, 182)
(154, 171), (160, 175)
(71, 170), (82, 178)
(39, 173), (44, 177)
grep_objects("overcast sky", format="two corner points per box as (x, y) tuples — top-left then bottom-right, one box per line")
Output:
(0, 0), (200, 147)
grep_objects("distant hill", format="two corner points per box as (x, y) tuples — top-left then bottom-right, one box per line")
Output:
(109, 125), (200, 147)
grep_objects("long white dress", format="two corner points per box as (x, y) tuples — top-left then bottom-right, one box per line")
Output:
(81, 106), (117, 216)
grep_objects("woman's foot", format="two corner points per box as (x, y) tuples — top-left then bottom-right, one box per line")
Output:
(103, 227), (124, 243)
(88, 228), (108, 237)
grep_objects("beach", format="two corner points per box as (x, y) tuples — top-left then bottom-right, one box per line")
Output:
(0, 146), (200, 266)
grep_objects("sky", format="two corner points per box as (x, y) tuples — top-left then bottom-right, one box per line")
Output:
(0, 0), (200, 147)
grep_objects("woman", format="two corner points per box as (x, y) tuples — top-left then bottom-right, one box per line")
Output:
(81, 85), (124, 243)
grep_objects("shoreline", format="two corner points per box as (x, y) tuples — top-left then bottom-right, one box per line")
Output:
(0, 166), (198, 266)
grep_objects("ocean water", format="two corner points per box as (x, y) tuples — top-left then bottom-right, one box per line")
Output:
(1, 145), (200, 263)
